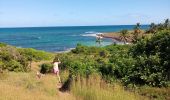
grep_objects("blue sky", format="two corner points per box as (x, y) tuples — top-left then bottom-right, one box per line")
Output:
(0, 0), (170, 27)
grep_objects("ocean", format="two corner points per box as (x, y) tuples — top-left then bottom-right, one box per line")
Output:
(0, 25), (148, 52)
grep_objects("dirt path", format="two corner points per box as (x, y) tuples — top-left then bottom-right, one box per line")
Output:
(32, 61), (76, 100)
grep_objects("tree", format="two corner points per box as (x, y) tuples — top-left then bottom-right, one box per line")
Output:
(129, 30), (170, 87)
(120, 29), (129, 44)
(157, 23), (164, 31)
(164, 19), (170, 29)
(149, 23), (157, 34)
(132, 23), (141, 43)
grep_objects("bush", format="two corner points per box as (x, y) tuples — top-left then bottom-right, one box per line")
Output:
(0, 44), (54, 72)
(71, 43), (103, 55)
(5, 60), (24, 72)
(128, 30), (170, 87)
(0, 46), (30, 72)
(71, 44), (88, 54)
(18, 48), (54, 61)
(40, 63), (53, 74)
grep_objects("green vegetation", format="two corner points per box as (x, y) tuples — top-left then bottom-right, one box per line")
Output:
(0, 44), (54, 72)
(57, 19), (170, 99)
(146, 19), (170, 34)
(58, 30), (170, 87)
(40, 63), (53, 74)
(18, 48), (54, 61)
(120, 29), (129, 44)
(0, 42), (7, 47)
(128, 30), (170, 87)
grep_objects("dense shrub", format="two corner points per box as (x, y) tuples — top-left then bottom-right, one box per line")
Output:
(0, 46), (30, 72)
(40, 63), (53, 74)
(56, 53), (97, 77)
(71, 43), (103, 55)
(18, 48), (54, 61)
(5, 60), (24, 72)
(0, 44), (54, 72)
(71, 43), (88, 54)
(128, 30), (170, 87)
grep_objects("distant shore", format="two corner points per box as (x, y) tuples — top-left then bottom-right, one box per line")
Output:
(100, 30), (147, 43)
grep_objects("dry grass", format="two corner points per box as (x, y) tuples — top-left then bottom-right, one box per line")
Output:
(0, 61), (75, 100)
(70, 74), (148, 100)
(137, 86), (170, 100)
(0, 72), (58, 100)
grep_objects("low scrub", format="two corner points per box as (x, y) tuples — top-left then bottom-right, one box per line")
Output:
(39, 63), (53, 74)
(0, 45), (54, 72)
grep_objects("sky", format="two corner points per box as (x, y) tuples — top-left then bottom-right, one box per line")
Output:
(0, 0), (170, 27)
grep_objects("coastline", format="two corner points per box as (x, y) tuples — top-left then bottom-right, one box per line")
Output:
(101, 30), (147, 43)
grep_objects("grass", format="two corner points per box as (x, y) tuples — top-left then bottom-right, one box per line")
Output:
(0, 72), (58, 100)
(0, 61), (169, 100)
(0, 61), (75, 100)
(70, 74), (148, 100)
(137, 86), (170, 100)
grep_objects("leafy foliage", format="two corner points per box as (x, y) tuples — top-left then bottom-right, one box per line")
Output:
(128, 30), (170, 87)
(18, 48), (54, 61)
(60, 29), (170, 87)
(0, 45), (54, 72)
(120, 29), (129, 44)
(40, 63), (53, 74)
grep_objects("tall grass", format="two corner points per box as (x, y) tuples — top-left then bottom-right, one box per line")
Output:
(70, 74), (148, 100)
(0, 71), (75, 100)
(0, 72), (56, 100)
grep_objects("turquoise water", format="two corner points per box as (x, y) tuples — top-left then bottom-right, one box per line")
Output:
(0, 25), (148, 52)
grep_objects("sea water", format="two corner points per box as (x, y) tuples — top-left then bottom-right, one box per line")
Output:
(0, 25), (148, 52)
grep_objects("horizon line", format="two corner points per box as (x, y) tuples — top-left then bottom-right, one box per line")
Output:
(0, 24), (149, 28)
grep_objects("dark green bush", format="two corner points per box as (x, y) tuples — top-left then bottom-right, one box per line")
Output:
(5, 60), (24, 72)
(128, 30), (170, 87)
(40, 63), (53, 74)
(71, 43), (103, 55)
(71, 43), (88, 54)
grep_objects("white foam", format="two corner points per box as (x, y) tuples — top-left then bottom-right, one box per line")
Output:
(82, 34), (97, 37)
(85, 31), (96, 34)
(82, 31), (103, 37)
